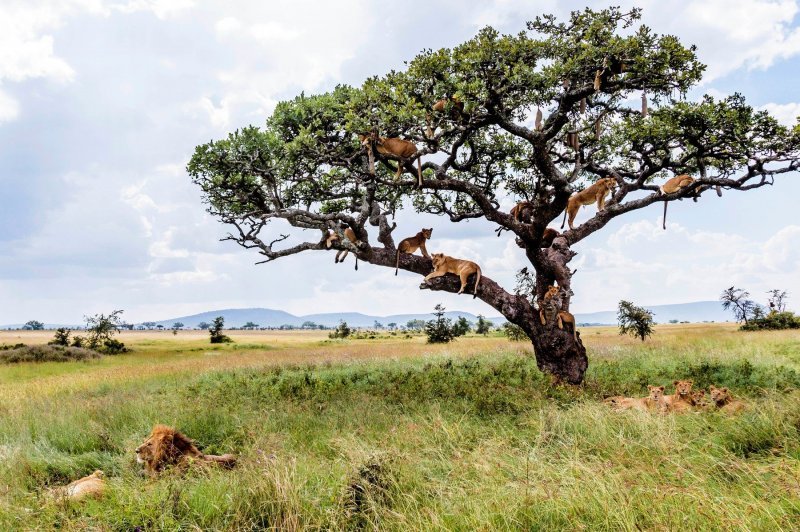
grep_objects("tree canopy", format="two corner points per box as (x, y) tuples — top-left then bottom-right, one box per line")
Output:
(189, 7), (800, 383)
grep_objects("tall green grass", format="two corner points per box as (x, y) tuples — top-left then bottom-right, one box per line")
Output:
(0, 330), (799, 530)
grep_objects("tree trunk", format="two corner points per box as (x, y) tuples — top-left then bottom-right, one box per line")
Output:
(513, 305), (588, 385)
(363, 242), (589, 384)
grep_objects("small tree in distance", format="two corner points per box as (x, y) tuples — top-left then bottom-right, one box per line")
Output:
(23, 320), (44, 331)
(242, 321), (259, 330)
(172, 322), (184, 335)
(197, 321), (210, 330)
(49, 328), (71, 346)
(209, 316), (233, 344)
(329, 320), (351, 339)
(767, 289), (788, 314)
(406, 319), (426, 332)
(475, 316), (492, 336)
(617, 301), (655, 342)
(720, 287), (759, 325)
(452, 316), (471, 337)
(85, 310), (127, 353)
(503, 322), (528, 341)
(426, 304), (455, 344)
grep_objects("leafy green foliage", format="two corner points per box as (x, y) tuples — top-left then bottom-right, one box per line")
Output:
(209, 316), (233, 344)
(617, 300), (654, 341)
(329, 320), (351, 339)
(85, 310), (128, 354)
(48, 328), (71, 347)
(503, 322), (528, 341)
(452, 316), (471, 337)
(741, 312), (800, 331)
(475, 315), (493, 336)
(425, 304), (455, 344)
(23, 320), (44, 331)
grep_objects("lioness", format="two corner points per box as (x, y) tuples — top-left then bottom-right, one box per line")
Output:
(605, 385), (667, 413)
(709, 386), (745, 414)
(424, 253), (482, 298)
(664, 379), (694, 413)
(49, 470), (105, 502)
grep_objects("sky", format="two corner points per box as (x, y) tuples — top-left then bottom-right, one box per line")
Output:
(1, 0), (799, 325)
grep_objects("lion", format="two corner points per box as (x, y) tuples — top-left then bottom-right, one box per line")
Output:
(49, 470), (105, 502)
(691, 390), (709, 410)
(561, 177), (617, 230)
(664, 379), (694, 413)
(709, 386), (745, 414)
(605, 385), (667, 413)
(424, 253), (482, 298)
(135, 425), (237, 476)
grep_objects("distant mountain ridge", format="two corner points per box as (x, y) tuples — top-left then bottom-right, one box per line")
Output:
(0, 301), (733, 330)
(144, 301), (731, 328)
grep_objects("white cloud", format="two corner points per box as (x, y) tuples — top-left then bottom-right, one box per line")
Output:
(0, 0), (109, 125)
(679, 0), (800, 80)
(0, 88), (20, 123)
(111, 0), (194, 19)
(760, 101), (800, 125)
(571, 220), (800, 313)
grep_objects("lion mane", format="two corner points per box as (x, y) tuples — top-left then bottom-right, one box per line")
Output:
(135, 425), (236, 476)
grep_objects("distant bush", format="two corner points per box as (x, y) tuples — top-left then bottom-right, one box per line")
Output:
(0, 345), (101, 364)
(84, 309), (128, 353)
(101, 338), (128, 354)
(48, 327), (71, 346)
(209, 316), (233, 344)
(425, 304), (454, 344)
(740, 311), (800, 331)
(502, 323), (528, 341)
(328, 321), (351, 339)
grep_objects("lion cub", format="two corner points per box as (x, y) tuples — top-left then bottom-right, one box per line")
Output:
(709, 385), (745, 413)
(424, 253), (482, 298)
(664, 380), (695, 413)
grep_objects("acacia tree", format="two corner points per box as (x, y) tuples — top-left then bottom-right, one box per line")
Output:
(189, 8), (800, 384)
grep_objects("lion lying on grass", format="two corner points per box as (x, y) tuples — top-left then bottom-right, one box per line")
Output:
(135, 425), (236, 476)
(49, 470), (106, 502)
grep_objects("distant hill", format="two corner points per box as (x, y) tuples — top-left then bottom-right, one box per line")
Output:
(141, 308), (505, 329)
(0, 301), (733, 330)
(574, 301), (731, 325)
(141, 300), (732, 329)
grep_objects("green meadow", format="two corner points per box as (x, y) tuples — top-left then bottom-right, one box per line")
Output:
(1, 325), (799, 530)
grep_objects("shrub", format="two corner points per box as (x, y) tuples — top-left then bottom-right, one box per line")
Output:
(452, 317), (471, 337)
(503, 322), (528, 341)
(0, 345), (101, 364)
(209, 317), (233, 344)
(101, 338), (128, 354)
(474, 315), (492, 335)
(48, 328), (71, 346)
(329, 321), (352, 339)
(425, 304), (454, 344)
(84, 310), (126, 352)
(740, 311), (800, 331)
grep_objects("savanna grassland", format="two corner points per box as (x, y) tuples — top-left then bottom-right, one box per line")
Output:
(1, 324), (799, 530)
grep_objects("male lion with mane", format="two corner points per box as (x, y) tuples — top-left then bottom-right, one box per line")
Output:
(135, 425), (236, 476)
